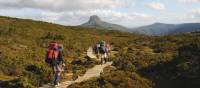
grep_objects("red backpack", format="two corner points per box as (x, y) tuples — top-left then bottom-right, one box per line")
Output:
(45, 42), (59, 64)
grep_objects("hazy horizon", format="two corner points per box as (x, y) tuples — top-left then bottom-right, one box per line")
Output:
(0, 0), (200, 27)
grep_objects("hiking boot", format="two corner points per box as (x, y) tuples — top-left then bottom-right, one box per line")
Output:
(54, 85), (58, 88)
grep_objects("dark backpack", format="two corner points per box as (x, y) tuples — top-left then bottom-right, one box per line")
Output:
(99, 42), (106, 53)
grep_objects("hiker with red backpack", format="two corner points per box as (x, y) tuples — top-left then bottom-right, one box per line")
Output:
(45, 42), (65, 87)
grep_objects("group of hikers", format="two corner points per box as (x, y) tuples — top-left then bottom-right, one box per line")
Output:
(93, 41), (112, 64)
(45, 41), (112, 87)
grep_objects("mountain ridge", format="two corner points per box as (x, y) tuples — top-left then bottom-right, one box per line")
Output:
(131, 22), (200, 35)
(81, 15), (200, 35)
(81, 15), (129, 32)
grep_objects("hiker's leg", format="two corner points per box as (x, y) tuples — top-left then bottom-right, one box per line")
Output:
(54, 72), (58, 85)
(106, 53), (109, 62)
(104, 53), (107, 63)
(101, 54), (105, 64)
(52, 66), (57, 85)
(103, 53), (105, 63)
(97, 53), (100, 59)
(100, 54), (103, 64)
(103, 54), (106, 63)
(57, 64), (63, 83)
(107, 52), (110, 61)
(53, 65), (60, 85)
(108, 52), (110, 61)
(54, 71), (61, 85)
(53, 65), (58, 74)
(57, 71), (61, 83)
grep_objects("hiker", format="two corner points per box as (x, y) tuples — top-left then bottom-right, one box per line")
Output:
(105, 43), (112, 62)
(45, 42), (65, 86)
(99, 41), (108, 64)
(93, 43), (101, 59)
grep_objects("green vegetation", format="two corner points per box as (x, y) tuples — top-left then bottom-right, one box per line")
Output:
(0, 16), (200, 88)
(0, 16), (145, 87)
(69, 33), (200, 88)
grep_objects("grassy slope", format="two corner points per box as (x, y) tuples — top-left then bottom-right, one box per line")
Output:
(0, 16), (149, 87)
(1, 16), (199, 88)
(68, 32), (200, 88)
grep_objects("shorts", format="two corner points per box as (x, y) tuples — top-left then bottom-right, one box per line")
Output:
(53, 64), (64, 73)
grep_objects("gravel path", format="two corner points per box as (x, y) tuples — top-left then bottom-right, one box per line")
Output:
(40, 62), (112, 88)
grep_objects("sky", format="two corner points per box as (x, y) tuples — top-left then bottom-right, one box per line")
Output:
(0, 0), (200, 28)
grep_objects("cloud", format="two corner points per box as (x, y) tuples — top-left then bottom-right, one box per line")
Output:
(147, 2), (166, 10)
(1, 0), (154, 27)
(178, 0), (200, 3)
(0, 0), (135, 12)
(177, 8), (200, 22)
(189, 8), (200, 20)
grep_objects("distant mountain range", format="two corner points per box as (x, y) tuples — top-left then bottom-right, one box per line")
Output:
(131, 23), (200, 35)
(81, 15), (200, 35)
